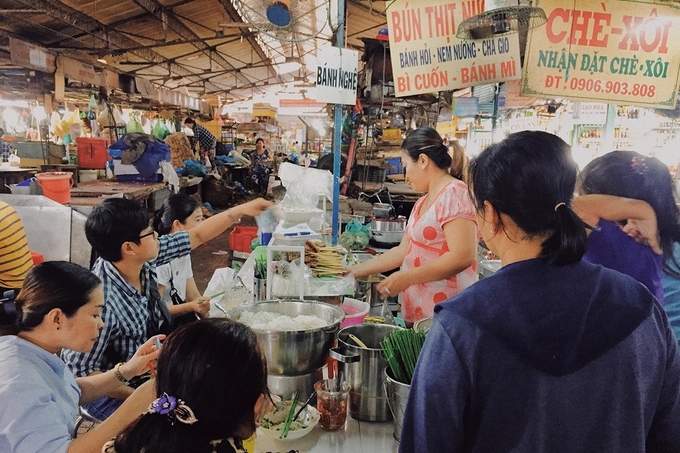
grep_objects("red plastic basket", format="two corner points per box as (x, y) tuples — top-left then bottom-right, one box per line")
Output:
(229, 226), (258, 254)
(77, 137), (111, 169)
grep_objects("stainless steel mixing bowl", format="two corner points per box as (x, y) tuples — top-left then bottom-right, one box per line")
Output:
(228, 300), (345, 376)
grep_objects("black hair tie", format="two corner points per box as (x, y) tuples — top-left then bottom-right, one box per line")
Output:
(0, 292), (17, 326)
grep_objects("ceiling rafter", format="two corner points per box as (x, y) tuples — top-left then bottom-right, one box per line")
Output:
(216, 0), (282, 83)
(12, 0), (223, 92)
(131, 0), (255, 89)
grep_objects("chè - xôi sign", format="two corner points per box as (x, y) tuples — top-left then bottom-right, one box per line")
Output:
(522, 0), (680, 109)
(387, 0), (522, 97)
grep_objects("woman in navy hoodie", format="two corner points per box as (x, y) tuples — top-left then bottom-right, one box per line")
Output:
(399, 131), (680, 453)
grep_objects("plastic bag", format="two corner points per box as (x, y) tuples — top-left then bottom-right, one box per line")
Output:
(340, 219), (370, 250)
(278, 162), (333, 211)
(127, 113), (144, 133)
(271, 260), (306, 298)
(152, 119), (170, 140)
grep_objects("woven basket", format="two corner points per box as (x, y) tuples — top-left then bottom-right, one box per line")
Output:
(201, 176), (234, 208)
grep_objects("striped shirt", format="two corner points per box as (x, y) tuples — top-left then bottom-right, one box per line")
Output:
(61, 231), (192, 377)
(193, 124), (216, 152)
(0, 202), (32, 289)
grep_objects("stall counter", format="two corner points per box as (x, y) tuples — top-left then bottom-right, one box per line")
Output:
(254, 417), (399, 452)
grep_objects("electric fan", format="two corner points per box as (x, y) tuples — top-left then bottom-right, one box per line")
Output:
(456, 5), (548, 63)
(224, 0), (329, 43)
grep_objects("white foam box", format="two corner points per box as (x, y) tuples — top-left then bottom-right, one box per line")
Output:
(112, 158), (163, 182)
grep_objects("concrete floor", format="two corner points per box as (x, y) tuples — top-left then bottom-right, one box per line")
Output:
(190, 217), (255, 295)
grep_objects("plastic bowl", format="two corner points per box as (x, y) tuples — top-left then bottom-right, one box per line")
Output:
(340, 297), (369, 329)
(273, 205), (320, 226)
(258, 401), (320, 440)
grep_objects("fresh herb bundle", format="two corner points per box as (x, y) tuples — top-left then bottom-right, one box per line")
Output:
(380, 329), (427, 385)
(254, 258), (267, 280)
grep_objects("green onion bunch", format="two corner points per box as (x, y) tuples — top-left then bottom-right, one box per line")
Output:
(380, 329), (427, 385)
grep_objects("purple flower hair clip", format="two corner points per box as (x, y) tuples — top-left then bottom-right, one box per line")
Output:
(148, 392), (198, 425)
(631, 156), (647, 175)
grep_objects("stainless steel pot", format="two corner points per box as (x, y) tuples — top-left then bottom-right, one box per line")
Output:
(372, 203), (395, 218)
(371, 216), (407, 232)
(478, 259), (502, 279)
(227, 300), (345, 375)
(413, 316), (433, 333)
(370, 229), (405, 244)
(330, 323), (404, 421)
(355, 274), (385, 306)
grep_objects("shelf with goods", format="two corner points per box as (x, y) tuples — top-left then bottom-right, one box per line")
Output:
(236, 121), (280, 150)
(220, 122), (237, 154)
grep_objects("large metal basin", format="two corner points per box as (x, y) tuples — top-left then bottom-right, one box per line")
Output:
(228, 300), (344, 376)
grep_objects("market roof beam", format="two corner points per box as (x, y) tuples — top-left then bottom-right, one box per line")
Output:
(12, 0), (223, 92)
(216, 0), (282, 83)
(107, 0), (194, 29)
(131, 0), (255, 89)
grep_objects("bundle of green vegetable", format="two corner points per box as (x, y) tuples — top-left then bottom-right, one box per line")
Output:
(380, 329), (427, 385)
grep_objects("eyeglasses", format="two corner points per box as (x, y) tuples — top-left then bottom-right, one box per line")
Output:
(139, 230), (156, 240)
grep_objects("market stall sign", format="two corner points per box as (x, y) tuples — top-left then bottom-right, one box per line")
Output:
(567, 102), (608, 125)
(10, 38), (55, 73)
(453, 97), (479, 116)
(386, 0), (522, 97)
(279, 99), (327, 108)
(315, 46), (359, 105)
(522, 0), (680, 109)
(58, 56), (96, 85)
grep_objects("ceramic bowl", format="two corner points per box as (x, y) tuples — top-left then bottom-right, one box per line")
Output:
(258, 400), (320, 440)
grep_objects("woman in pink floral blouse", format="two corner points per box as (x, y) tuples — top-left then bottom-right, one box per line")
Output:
(350, 128), (477, 325)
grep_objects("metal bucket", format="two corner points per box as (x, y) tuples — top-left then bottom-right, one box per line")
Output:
(478, 259), (502, 279)
(330, 323), (403, 421)
(383, 367), (410, 442)
(413, 316), (433, 333)
(355, 274), (385, 306)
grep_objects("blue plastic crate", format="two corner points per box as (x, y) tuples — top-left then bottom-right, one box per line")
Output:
(385, 157), (404, 175)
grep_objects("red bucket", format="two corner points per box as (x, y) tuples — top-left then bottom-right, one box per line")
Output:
(36, 172), (74, 204)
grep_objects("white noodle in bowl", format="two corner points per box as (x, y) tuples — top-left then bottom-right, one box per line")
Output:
(239, 311), (328, 331)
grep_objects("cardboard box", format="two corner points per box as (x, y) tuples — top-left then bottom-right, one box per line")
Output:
(20, 156), (63, 167)
(16, 141), (65, 160)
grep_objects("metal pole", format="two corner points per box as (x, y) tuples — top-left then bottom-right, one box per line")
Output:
(331, 0), (345, 245)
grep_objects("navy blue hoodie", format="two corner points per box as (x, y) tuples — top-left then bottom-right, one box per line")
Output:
(400, 259), (680, 453)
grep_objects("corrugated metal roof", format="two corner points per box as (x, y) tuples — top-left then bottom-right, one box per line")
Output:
(0, 0), (390, 104)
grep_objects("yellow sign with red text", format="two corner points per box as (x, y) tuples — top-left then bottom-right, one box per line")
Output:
(522, 0), (680, 109)
(387, 0), (521, 97)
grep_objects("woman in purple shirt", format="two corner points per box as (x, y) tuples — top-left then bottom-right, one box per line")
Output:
(575, 151), (680, 305)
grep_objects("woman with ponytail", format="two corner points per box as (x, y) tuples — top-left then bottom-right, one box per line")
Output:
(0, 261), (161, 453)
(399, 131), (680, 453)
(574, 151), (680, 307)
(349, 127), (477, 325)
(107, 319), (271, 453)
(153, 194), (210, 322)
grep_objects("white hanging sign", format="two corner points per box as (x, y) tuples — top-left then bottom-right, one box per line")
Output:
(315, 46), (359, 105)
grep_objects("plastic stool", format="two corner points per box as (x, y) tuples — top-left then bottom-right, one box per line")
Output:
(30, 251), (44, 266)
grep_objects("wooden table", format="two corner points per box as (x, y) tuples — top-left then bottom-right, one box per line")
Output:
(69, 179), (168, 210)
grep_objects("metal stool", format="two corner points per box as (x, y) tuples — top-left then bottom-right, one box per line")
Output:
(75, 405), (103, 437)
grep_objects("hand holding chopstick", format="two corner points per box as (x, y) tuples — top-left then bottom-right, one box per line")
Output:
(293, 392), (317, 422)
(279, 390), (300, 439)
